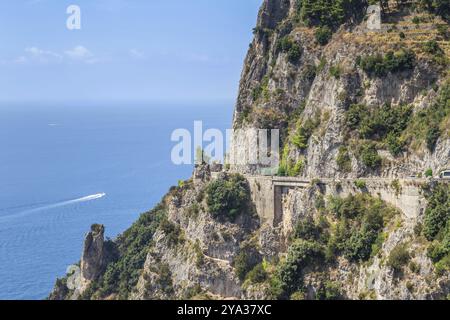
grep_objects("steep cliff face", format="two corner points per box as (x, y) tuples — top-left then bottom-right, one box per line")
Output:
(50, 0), (450, 300)
(231, 0), (449, 178)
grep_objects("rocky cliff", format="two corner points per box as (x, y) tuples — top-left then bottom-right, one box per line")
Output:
(50, 0), (450, 300)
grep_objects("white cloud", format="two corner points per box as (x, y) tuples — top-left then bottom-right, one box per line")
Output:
(24, 47), (62, 63)
(129, 49), (145, 60)
(64, 46), (97, 63)
(13, 56), (28, 64)
(0, 45), (103, 66)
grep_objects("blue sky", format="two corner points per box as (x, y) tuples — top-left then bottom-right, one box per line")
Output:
(0, 0), (261, 102)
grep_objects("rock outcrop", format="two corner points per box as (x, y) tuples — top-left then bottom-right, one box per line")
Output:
(80, 224), (107, 283)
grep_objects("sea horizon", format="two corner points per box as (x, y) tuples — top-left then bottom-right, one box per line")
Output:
(0, 101), (233, 299)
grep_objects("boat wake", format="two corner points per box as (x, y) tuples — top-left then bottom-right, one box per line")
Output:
(0, 193), (106, 222)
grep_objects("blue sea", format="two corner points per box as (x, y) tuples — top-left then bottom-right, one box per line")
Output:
(0, 102), (232, 300)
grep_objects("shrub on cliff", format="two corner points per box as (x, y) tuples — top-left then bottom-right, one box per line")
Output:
(419, 0), (450, 22)
(246, 263), (267, 284)
(428, 222), (450, 274)
(294, 217), (322, 241)
(345, 103), (412, 157)
(346, 104), (367, 130)
(296, 0), (368, 29)
(336, 146), (352, 172)
(234, 240), (262, 281)
(358, 104), (412, 141)
(292, 116), (321, 150)
(343, 208), (384, 261)
(354, 179), (367, 189)
(327, 194), (395, 262)
(388, 244), (411, 272)
(315, 280), (342, 300)
(234, 250), (254, 281)
(160, 218), (184, 247)
(315, 26), (332, 45)
(270, 239), (325, 299)
(97, 204), (167, 299)
(423, 40), (444, 55)
(206, 174), (251, 221)
(405, 81), (449, 152)
(276, 36), (302, 63)
(423, 184), (450, 241)
(359, 143), (382, 169)
(356, 49), (415, 77)
(422, 184), (450, 274)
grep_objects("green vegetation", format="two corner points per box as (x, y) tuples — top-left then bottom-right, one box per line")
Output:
(371, 232), (386, 258)
(354, 179), (367, 189)
(419, 0), (450, 22)
(246, 263), (267, 284)
(267, 194), (397, 299)
(293, 217), (324, 242)
(423, 184), (450, 274)
(269, 239), (325, 299)
(151, 263), (174, 296)
(336, 146), (352, 172)
(278, 147), (306, 177)
(423, 40), (444, 56)
(327, 194), (396, 262)
(252, 75), (269, 102)
(391, 179), (402, 196)
(291, 114), (321, 150)
(346, 104), (366, 130)
(409, 261), (421, 274)
(315, 26), (332, 45)
(329, 65), (342, 79)
(386, 132), (405, 156)
(412, 15), (426, 25)
(437, 24), (449, 39)
(206, 174), (251, 221)
(193, 240), (204, 267)
(234, 241), (261, 281)
(422, 40), (448, 66)
(410, 81), (450, 152)
(359, 143), (382, 169)
(282, 158), (305, 177)
(426, 127), (441, 151)
(345, 103), (413, 159)
(95, 204), (167, 299)
(356, 49), (415, 77)
(425, 169), (433, 177)
(278, 136), (307, 177)
(387, 244), (411, 273)
(315, 281), (342, 300)
(359, 104), (412, 141)
(234, 251), (254, 281)
(424, 184), (450, 240)
(276, 36), (302, 63)
(317, 56), (327, 72)
(160, 218), (184, 247)
(295, 0), (368, 29)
